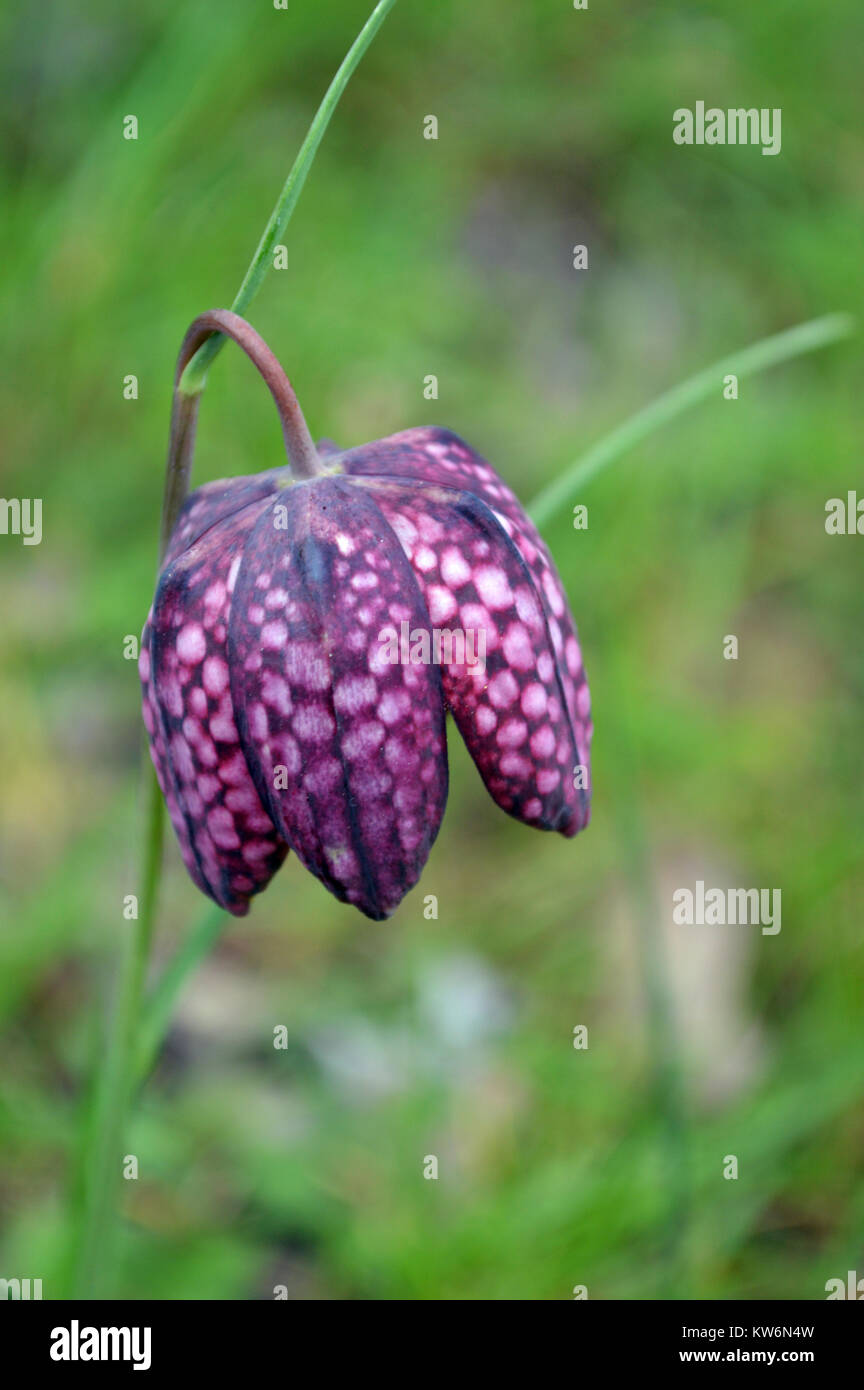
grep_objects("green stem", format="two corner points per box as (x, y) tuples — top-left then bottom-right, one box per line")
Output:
(179, 0), (398, 397)
(165, 309), (326, 549)
(135, 905), (227, 1085)
(70, 764), (163, 1297)
(528, 312), (855, 526)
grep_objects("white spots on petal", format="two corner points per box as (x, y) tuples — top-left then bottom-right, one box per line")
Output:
(388, 511), (418, 553)
(169, 733), (194, 781)
(368, 639), (392, 676)
(577, 682), (591, 719)
(224, 786), (258, 814)
(342, 719), (385, 760)
(351, 570), (379, 591)
(514, 585), (543, 630)
(161, 676), (184, 719)
(261, 669), (292, 716)
(460, 602), (498, 650)
(502, 622), (534, 671)
(416, 511), (444, 544)
(207, 807), (241, 850)
(530, 725), (556, 759)
(499, 752), (531, 779)
(395, 782), (420, 815)
(384, 736), (418, 774)
(537, 768), (561, 794)
(189, 686), (208, 717)
(203, 580), (226, 611)
(210, 711), (239, 743)
(138, 646), (151, 681)
(293, 705), (335, 742)
(537, 651), (554, 683)
(542, 567), (566, 617)
(260, 620), (287, 650)
(242, 840), (274, 863)
(474, 565), (513, 611)
(521, 683), (547, 719)
(324, 842), (359, 880)
(202, 655), (230, 697)
(197, 774), (220, 803)
(488, 670), (519, 709)
(414, 545), (437, 572)
(270, 734), (301, 775)
(523, 797), (543, 819)
(476, 704), (497, 735)
(182, 715), (203, 746)
(365, 768), (393, 797)
(249, 702), (269, 741)
(378, 687), (410, 725)
(285, 642), (329, 690)
(497, 718), (528, 749)
(304, 757), (341, 797)
(334, 674), (377, 715)
(176, 623), (206, 664)
(336, 532), (355, 556)
(227, 556), (242, 593)
(427, 586), (457, 623)
(515, 534), (538, 567)
(440, 547), (471, 588)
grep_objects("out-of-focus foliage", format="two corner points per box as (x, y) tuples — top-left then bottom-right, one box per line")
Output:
(0, 0), (861, 1299)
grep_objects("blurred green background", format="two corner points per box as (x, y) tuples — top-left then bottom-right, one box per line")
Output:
(1, 0), (862, 1300)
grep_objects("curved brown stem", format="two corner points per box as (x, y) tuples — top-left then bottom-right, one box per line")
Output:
(159, 309), (322, 562)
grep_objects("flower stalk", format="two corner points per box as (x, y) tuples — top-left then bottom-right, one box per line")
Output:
(67, 0), (399, 1299)
(163, 309), (324, 559)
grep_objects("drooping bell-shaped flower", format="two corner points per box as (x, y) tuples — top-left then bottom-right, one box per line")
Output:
(141, 312), (592, 920)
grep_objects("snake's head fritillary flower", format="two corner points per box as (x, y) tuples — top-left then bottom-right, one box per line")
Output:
(140, 313), (592, 921)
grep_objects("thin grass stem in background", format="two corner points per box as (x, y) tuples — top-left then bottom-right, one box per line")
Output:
(528, 313), (855, 529)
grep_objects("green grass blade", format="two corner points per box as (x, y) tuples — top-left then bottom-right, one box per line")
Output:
(528, 312), (856, 527)
(180, 0), (398, 394)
